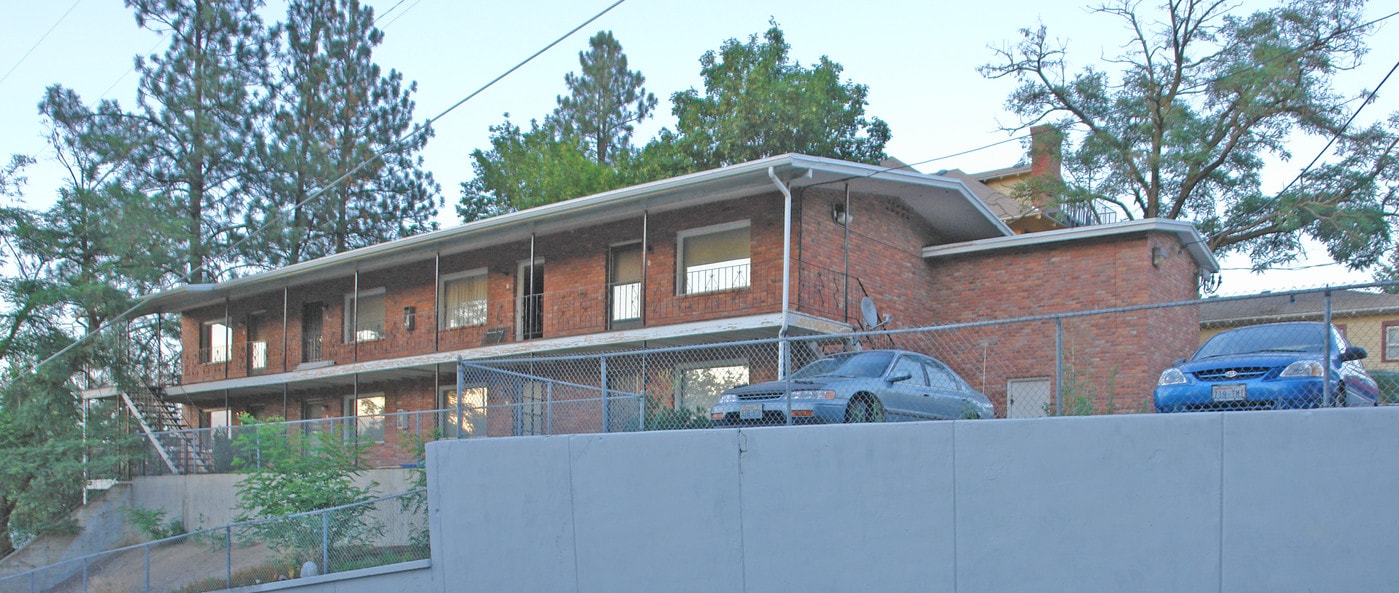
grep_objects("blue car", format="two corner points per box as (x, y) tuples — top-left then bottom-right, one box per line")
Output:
(1154, 321), (1380, 413)
(709, 349), (995, 426)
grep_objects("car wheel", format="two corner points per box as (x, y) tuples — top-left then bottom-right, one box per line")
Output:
(845, 395), (884, 423)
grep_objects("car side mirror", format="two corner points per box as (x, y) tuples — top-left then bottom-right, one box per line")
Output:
(1340, 346), (1367, 362)
(887, 371), (912, 383)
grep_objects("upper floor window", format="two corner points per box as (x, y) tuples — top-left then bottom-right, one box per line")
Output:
(343, 288), (386, 343)
(441, 269), (488, 329)
(1384, 321), (1399, 362)
(200, 320), (232, 364)
(609, 242), (643, 326)
(677, 221), (750, 295)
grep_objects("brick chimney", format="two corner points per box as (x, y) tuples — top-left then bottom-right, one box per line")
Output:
(1029, 124), (1062, 180)
(1027, 125), (1064, 210)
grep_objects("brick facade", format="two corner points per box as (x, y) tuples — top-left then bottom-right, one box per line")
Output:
(173, 180), (1206, 433)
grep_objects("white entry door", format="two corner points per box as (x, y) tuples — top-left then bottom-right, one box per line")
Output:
(1007, 378), (1051, 418)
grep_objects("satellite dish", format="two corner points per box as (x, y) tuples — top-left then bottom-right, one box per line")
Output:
(860, 297), (879, 328)
(861, 297), (891, 330)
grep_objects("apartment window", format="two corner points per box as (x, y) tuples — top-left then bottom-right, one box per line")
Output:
(344, 393), (386, 444)
(441, 269), (488, 329)
(1385, 321), (1399, 361)
(675, 360), (750, 412)
(200, 320), (232, 363)
(343, 288), (386, 343)
(677, 221), (750, 295)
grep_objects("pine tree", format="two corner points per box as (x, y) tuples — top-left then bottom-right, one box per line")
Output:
(125, 0), (271, 283)
(247, 0), (439, 268)
(553, 31), (657, 165)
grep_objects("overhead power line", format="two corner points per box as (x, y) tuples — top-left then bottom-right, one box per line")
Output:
(32, 0), (630, 374)
(0, 0), (84, 89)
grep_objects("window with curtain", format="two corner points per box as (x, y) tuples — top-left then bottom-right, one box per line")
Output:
(679, 222), (750, 295)
(441, 270), (488, 329)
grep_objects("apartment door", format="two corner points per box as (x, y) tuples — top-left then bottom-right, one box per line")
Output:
(607, 243), (642, 330)
(247, 312), (268, 373)
(301, 302), (324, 363)
(517, 260), (544, 341)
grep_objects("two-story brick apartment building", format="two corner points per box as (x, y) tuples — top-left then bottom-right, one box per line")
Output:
(113, 153), (1217, 464)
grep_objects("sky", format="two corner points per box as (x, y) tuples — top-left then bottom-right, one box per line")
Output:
(2, 0), (1397, 296)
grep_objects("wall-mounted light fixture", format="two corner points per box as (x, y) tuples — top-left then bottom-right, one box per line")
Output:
(396, 408), (409, 430)
(1151, 246), (1166, 268)
(832, 202), (851, 226)
(403, 306), (416, 330)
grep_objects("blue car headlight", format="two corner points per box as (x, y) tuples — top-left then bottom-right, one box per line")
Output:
(1157, 368), (1186, 386)
(718, 393), (737, 404)
(1280, 360), (1324, 377)
(790, 389), (837, 400)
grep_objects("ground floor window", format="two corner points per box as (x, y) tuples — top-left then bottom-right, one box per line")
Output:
(675, 360), (749, 413)
(343, 393), (386, 444)
(440, 385), (488, 438)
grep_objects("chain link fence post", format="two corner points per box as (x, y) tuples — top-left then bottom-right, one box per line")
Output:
(601, 356), (610, 432)
(225, 525), (232, 590)
(322, 510), (330, 574)
(1054, 317), (1064, 416)
(1323, 289), (1333, 405)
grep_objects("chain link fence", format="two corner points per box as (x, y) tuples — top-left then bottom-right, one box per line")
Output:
(128, 282), (1399, 475)
(0, 489), (427, 593)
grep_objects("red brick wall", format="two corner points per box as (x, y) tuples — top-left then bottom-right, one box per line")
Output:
(918, 231), (1202, 414)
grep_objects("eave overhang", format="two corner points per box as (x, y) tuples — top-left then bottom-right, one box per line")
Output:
(920, 218), (1221, 273)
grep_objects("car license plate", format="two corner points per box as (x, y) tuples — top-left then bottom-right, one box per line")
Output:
(1212, 384), (1246, 402)
(739, 404), (763, 420)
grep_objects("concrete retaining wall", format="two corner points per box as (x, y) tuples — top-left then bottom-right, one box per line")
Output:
(132, 468), (417, 530)
(425, 407), (1399, 593)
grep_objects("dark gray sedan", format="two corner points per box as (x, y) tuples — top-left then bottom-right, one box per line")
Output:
(709, 349), (995, 426)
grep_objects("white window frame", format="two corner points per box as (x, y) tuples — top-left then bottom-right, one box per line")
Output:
(439, 268), (489, 330)
(676, 220), (751, 295)
(1385, 322), (1399, 362)
(674, 358), (750, 412)
(343, 287), (386, 344)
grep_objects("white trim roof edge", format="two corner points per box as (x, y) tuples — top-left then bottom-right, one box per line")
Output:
(920, 218), (1221, 272)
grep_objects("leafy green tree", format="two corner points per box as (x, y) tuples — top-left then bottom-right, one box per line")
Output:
(125, 0), (271, 283)
(232, 414), (379, 566)
(665, 22), (891, 172)
(246, 0), (440, 268)
(980, 0), (1399, 270)
(458, 117), (622, 222)
(554, 31), (657, 165)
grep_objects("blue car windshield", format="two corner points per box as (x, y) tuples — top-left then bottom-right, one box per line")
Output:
(1193, 324), (1328, 360)
(790, 351), (896, 379)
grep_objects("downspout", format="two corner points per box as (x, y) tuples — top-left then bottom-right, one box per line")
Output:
(767, 167), (793, 380)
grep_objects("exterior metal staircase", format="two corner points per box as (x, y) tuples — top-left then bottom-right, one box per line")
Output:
(120, 387), (210, 475)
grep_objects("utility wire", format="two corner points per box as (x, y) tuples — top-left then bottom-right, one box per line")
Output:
(373, 0), (411, 24)
(0, 0), (84, 88)
(805, 134), (1030, 190)
(32, 0), (629, 374)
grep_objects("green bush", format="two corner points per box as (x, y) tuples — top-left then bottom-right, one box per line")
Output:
(124, 507), (185, 540)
